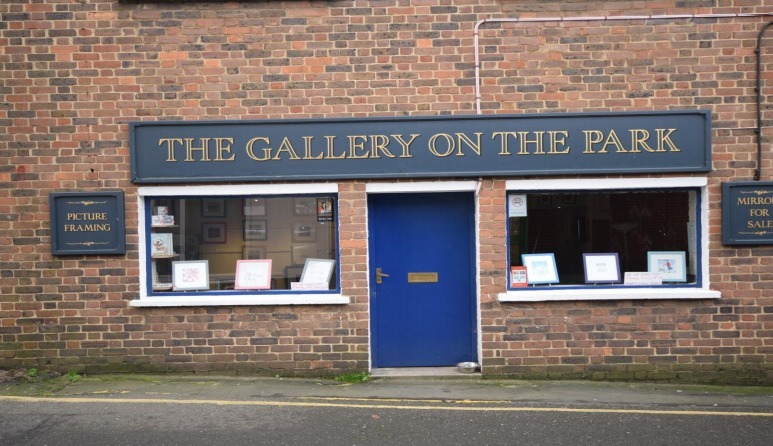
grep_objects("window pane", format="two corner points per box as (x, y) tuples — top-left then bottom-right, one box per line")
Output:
(149, 196), (337, 292)
(509, 190), (696, 286)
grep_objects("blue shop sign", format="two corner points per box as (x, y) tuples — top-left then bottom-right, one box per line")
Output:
(722, 182), (773, 245)
(50, 191), (126, 255)
(130, 110), (711, 183)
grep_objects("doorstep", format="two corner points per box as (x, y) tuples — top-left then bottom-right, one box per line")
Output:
(370, 367), (481, 378)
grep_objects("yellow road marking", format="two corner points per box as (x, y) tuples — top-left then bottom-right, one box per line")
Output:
(299, 396), (508, 404)
(1, 395), (771, 417)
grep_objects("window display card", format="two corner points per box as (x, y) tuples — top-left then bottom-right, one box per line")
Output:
(508, 194), (528, 217)
(510, 266), (528, 288)
(624, 272), (662, 286)
(150, 233), (173, 257)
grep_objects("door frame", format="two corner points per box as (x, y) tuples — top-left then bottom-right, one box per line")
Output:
(365, 181), (482, 369)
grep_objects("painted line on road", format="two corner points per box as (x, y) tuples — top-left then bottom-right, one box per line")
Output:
(1, 395), (772, 417)
(301, 396), (509, 404)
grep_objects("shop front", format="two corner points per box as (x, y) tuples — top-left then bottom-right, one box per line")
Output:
(126, 110), (721, 372)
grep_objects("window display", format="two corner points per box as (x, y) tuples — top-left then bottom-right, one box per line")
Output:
(508, 189), (697, 287)
(147, 195), (337, 294)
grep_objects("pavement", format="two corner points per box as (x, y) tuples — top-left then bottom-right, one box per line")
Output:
(33, 373), (773, 412)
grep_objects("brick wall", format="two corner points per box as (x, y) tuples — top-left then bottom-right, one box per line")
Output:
(1, 0), (771, 383)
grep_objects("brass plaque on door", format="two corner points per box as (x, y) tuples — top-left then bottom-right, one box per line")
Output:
(407, 272), (438, 283)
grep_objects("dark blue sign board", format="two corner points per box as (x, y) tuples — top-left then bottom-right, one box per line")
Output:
(722, 182), (773, 245)
(50, 191), (126, 255)
(130, 110), (711, 183)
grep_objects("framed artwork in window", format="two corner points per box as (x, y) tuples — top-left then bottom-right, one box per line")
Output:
(300, 258), (335, 284)
(294, 197), (316, 215)
(242, 245), (266, 260)
(201, 199), (226, 218)
(582, 253), (621, 284)
(234, 259), (272, 290)
(201, 222), (227, 244)
(243, 198), (266, 216)
(172, 260), (209, 291)
(521, 253), (559, 284)
(292, 222), (316, 242)
(243, 219), (267, 241)
(647, 251), (686, 282)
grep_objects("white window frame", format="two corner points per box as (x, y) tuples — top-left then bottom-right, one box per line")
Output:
(130, 183), (349, 307)
(499, 177), (721, 302)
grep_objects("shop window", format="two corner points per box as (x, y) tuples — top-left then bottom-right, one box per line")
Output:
(504, 178), (714, 299)
(145, 194), (337, 295)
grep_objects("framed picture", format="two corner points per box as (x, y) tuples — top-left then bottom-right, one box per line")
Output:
(172, 260), (209, 291)
(582, 253), (621, 284)
(243, 219), (267, 241)
(242, 245), (266, 259)
(234, 259), (272, 290)
(294, 197), (316, 215)
(647, 251), (687, 282)
(150, 233), (174, 257)
(292, 243), (316, 265)
(201, 222), (227, 243)
(317, 198), (333, 221)
(201, 199), (226, 218)
(243, 198), (266, 216)
(521, 253), (559, 284)
(300, 258), (335, 284)
(292, 222), (317, 242)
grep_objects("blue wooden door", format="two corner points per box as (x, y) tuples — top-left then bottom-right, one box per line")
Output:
(369, 193), (476, 368)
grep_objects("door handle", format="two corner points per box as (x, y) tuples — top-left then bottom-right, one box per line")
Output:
(375, 267), (390, 284)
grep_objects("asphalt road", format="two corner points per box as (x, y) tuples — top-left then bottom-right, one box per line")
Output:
(1, 376), (772, 446)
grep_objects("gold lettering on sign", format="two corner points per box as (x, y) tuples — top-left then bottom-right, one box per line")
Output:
(245, 137), (271, 161)
(184, 137), (211, 161)
(584, 129), (679, 154)
(158, 137), (235, 162)
(492, 131), (517, 155)
(303, 136), (323, 160)
(273, 137), (301, 160)
(213, 138), (235, 161)
(155, 126), (684, 165)
(456, 132), (483, 156)
(369, 135), (395, 159)
(64, 211), (112, 233)
(656, 129), (680, 152)
(736, 191), (773, 236)
(159, 138), (183, 161)
(347, 135), (369, 159)
(517, 131), (545, 155)
(426, 132), (485, 157)
(547, 131), (570, 154)
(325, 135), (346, 160)
(391, 134), (418, 158)
(428, 133), (454, 157)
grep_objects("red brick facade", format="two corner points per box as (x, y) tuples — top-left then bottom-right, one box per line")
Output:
(1, 0), (771, 384)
